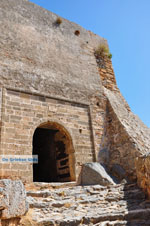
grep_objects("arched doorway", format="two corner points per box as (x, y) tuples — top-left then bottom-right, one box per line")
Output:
(32, 122), (75, 182)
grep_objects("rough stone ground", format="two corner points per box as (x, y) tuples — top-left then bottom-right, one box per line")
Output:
(20, 182), (150, 226)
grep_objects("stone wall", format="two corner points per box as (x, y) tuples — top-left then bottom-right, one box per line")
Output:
(0, 88), (108, 183)
(0, 88), (95, 182)
(95, 52), (150, 182)
(98, 87), (150, 181)
(89, 94), (107, 160)
(0, 0), (108, 182)
(0, 0), (105, 103)
(0, 0), (150, 186)
(135, 155), (150, 198)
(95, 56), (118, 92)
(99, 97), (138, 180)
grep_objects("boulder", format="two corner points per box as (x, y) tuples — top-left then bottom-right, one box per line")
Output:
(0, 179), (28, 219)
(79, 163), (115, 186)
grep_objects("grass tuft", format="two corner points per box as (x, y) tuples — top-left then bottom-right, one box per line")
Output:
(95, 44), (112, 59)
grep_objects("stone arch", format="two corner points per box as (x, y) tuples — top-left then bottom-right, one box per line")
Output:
(31, 118), (75, 148)
(32, 121), (76, 182)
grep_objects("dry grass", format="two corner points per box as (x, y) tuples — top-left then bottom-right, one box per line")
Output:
(95, 44), (112, 59)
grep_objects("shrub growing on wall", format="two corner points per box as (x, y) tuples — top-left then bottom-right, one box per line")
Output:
(95, 44), (112, 60)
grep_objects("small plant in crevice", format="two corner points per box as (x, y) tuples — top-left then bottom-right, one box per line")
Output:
(108, 53), (112, 59)
(94, 44), (112, 68)
(55, 17), (62, 26)
(94, 44), (112, 60)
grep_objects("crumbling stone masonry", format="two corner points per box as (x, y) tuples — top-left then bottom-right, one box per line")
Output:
(0, 0), (150, 193)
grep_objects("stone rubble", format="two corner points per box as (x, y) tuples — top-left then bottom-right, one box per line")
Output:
(19, 182), (150, 226)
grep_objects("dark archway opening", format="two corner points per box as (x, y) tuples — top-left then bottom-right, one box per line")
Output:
(32, 124), (74, 183)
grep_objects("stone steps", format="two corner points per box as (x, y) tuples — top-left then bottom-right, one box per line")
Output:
(21, 182), (150, 225)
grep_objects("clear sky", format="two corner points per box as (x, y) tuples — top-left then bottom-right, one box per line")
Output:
(30, 0), (150, 127)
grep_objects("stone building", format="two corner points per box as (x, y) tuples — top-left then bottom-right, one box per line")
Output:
(0, 0), (150, 186)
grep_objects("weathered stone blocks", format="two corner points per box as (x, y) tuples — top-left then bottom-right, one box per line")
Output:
(135, 155), (150, 198)
(0, 179), (28, 219)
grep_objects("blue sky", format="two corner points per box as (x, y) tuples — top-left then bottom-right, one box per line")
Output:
(30, 0), (150, 127)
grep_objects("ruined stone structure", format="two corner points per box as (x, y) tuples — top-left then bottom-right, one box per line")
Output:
(0, 0), (150, 199)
